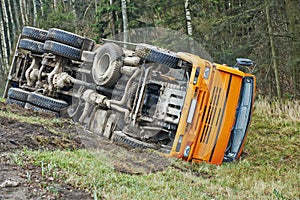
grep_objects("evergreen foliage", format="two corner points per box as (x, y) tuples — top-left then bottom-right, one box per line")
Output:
(0, 0), (299, 98)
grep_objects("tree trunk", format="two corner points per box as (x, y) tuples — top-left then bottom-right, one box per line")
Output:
(121, 0), (128, 46)
(0, 5), (9, 75)
(39, 0), (44, 17)
(184, 0), (193, 36)
(19, 0), (26, 25)
(33, 0), (37, 26)
(7, 0), (16, 36)
(1, 0), (12, 57)
(265, 2), (282, 98)
(110, 0), (116, 38)
(12, 0), (21, 32)
(20, 0), (28, 25)
(71, 0), (77, 33)
(23, 0), (29, 24)
(53, 0), (57, 10)
(285, 0), (300, 98)
(95, 0), (98, 12)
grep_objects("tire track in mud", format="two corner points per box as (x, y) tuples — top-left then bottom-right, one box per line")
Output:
(0, 101), (173, 199)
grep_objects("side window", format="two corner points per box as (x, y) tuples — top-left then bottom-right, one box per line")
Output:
(204, 63), (211, 79)
(193, 67), (201, 85)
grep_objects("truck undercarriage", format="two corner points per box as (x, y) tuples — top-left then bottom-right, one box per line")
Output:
(4, 27), (255, 165)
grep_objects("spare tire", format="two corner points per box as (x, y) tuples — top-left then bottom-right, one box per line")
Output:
(44, 40), (81, 61)
(27, 92), (68, 112)
(19, 39), (45, 54)
(22, 26), (48, 42)
(92, 43), (123, 87)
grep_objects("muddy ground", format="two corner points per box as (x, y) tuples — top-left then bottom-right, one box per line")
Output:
(0, 102), (171, 199)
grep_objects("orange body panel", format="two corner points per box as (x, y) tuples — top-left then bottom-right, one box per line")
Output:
(169, 52), (255, 165)
(192, 72), (241, 164)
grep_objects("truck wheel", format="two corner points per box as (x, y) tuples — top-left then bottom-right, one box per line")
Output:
(47, 28), (85, 49)
(22, 26), (48, 42)
(92, 43), (123, 87)
(136, 45), (179, 68)
(44, 40), (81, 61)
(112, 131), (157, 149)
(25, 102), (58, 115)
(6, 97), (26, 107)
(27, 92), (68, 112)
(19, 39), (45, 54)
(7, 88), (30, 102)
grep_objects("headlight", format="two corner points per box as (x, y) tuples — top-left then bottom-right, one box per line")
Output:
(175, 135), (183, 152)
(184, 145), (191, 157)
(204, 66), (210, 79)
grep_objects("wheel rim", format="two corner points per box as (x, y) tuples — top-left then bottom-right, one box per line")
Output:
(91, 43), (123, 86)
(98, 53), (111, 75)
(93, 52), (112, 84)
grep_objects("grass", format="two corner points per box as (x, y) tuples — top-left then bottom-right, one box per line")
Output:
(0, 97), (74, 136)
(0, 107), (65, 127)
(3, 97), (300, 199)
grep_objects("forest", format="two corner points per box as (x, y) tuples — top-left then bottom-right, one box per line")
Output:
(0, 1), (299, 199)
(0, 0), (299, 99)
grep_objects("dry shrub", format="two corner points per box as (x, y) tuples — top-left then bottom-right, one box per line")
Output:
(254, 96), (300, 123)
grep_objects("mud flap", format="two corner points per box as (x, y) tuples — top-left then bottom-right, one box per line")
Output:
(88, 109), (111, 136)
(103, 114), (116, 139)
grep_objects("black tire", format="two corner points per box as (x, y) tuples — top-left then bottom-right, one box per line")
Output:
(22, 26), (48, 42)
(112, 131), (157, 149)
(6, 97), (26, 107)
(136, 45), (179, 68)
(27, 92), (68, 112)
(44, 40), (81, 61)
(47, 28), (84, 49)
(25, 102), (58, 115)
(7, 88), (30, 102)
(19, 39), (45, 54)
(92, 43), (123, 87)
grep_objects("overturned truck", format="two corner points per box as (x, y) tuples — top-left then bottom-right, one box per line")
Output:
(4, 27), (256, 165)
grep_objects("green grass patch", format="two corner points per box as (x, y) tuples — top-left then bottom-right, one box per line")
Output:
(19, 149), (211, 199)
(0, 109), (64, 127)
(7, 98), (300, 199)
(0, 103), (74, 136)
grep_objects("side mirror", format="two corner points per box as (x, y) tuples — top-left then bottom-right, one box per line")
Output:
(235, 58), (256, 73)
(236, 58), (253, 66)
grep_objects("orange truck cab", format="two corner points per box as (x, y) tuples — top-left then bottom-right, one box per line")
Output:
(169, 52), (255, 165)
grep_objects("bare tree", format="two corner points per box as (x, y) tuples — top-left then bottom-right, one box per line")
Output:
(0, 6), (9, 74)
(1, 0), (12, 55)
(39, 0), (44, 17)
(12, 0), (21, 32)
(121, 0), (128, 45)
(71, 0), (77, 33)
(95, 0), (98, 12)
(285, 0), (300, 98)
(110, 0), (117, 37)
(184, 0), (193, 36)
(20, 0), (27, 25)
(54, 0), (58, 10)
(266, 2), (282, 98)
(33, 0), (38, 26)
(7, 0), (16, 36)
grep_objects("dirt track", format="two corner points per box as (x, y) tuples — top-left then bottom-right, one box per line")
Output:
(0, 102), (92, 199)
(0, 102), (171, 199)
